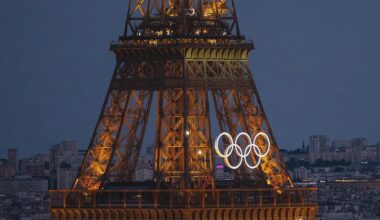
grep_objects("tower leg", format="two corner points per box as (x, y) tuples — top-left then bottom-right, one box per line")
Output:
(237, 83), (293, 187)
(73, 61), (131, 190)
(212, 89), (251, 183)
(104, 89), (153, 184)
(73, 61), (153, 190)
(212, 86), (292, 188)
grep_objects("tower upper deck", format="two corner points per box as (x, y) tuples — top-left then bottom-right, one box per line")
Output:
(121, 0), (242, 41)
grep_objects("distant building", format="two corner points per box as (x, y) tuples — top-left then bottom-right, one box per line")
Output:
(134, 168), (153, 182)
(351, 138), (368, 147)
(308, 135), (379, 165)
(0, 176), (50, 219)
(331, 140), (352, 148)
(48, 140), (85, 189)
(133, 146), (154, 181)
(19, 153), (49, 178)
(49, 144), (60, 173)
(49, 145), (60, 188)
(7, 148), (19, 174)
(25, 162), (46, 177)
(0, 177), (48, 193)
(78, 150), (86, 159)
(309, 135), (329, 163)
(293, 166), (311, 180)
(310, 135), (329, 152)
(0, 159), (12, 178)
(57, 168), (77, 189)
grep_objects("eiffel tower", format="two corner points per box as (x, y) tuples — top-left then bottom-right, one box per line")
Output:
(50, 0), (318, 219)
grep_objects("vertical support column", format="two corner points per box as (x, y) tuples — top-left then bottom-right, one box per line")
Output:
(187, 90), (214, 188)
(154, 91), (163, 189)
(183, 88), (190, 188)
(156, 89), (185, 187)
(157, 89), (214, 189)
(205, 91), (215, 189)
(123, 0), (133, 36)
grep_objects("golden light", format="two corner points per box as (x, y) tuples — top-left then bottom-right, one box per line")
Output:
(197, 149), (203, 155)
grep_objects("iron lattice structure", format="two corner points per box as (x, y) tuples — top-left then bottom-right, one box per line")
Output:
(72, 0), (293, 192)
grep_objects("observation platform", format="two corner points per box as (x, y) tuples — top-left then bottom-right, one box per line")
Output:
(49, 187), (317, 219)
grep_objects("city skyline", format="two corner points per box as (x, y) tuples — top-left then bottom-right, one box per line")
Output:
(1, 133), (378, 159)
(1, 0), (380, 156)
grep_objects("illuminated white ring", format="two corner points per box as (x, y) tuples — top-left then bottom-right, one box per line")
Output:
(235, 132), (252, 157)
(244, 143), (262, 169)
(224, 143), (243, 169)
(253, 132), (271, 157)
(215, 132), (243, 169)
(214, 132), (233, 158)
(214, 131), (271, 169)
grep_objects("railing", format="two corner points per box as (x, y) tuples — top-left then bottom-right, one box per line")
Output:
(110, 38), (254, 49)
(49, 187), (317, 209)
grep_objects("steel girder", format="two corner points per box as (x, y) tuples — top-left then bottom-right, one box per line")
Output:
(73, 43), (292, 191)
(104, 89), (152, 184)
(73, 60), (153, 190)
(210, 60), (293, 188)
(123, 0), (240, 38)
(111, 47), (254, 90)
(154, 89), (214, 189)
(238, 79), (294, 188)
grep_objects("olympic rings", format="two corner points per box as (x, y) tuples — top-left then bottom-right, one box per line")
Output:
(214, 132), (271, 169)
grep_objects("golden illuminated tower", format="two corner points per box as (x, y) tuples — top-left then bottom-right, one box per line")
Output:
(49, 0), (318, 219)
